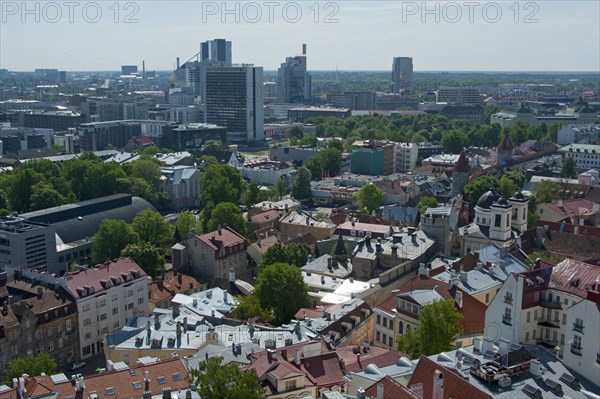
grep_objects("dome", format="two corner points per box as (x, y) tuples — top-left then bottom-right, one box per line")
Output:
(365, 364), (383, 375)
(494, 196), (509, 206)
(476, 190), (500, 209)
(512, 190), (525, 200)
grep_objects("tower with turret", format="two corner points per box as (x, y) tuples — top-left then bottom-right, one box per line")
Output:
(451, 152), (470, 198)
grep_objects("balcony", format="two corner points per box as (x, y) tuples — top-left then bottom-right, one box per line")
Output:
(537, 319), (560, 328)
(570, 344), (582, 356)
(540, 300), (562, 310)
(502, 316), (512, 326)
(572, 323), (584, 334)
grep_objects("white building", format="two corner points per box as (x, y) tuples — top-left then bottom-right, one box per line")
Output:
(484, 259), (600, 362)
(558, 143), (600, 171)
(159, 166), (200, 209)
(64, 258), (149, 360)
(557, 124), (600, 146)
(458, 190), (529, 256)
(394, 142), (418, 172)
(563, 287), (600, 385)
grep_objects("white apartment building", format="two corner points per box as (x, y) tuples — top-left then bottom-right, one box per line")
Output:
(64, 258), (148, 360)
(558, 143), (600, 171)
(394, 142), (418, 172)
(563, 288), (600, 384)
(557, 124), (600, 146)
(485, 259), (599, 363)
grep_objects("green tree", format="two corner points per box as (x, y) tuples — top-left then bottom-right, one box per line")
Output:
(254, 262), (311, 325)
(230, 294), (272, 323)
(244, 182), (261, 207)
(353, 183), (384, 214)
(321, 147), (342, 176)
(0, 189), (10, 212)
(175, 211), (197, 241)
(497, 176), (516, 199)
(503, 171), (525, 189)
(29, 182), (67, 211)
(129, 158), (162, 186)
(288, 126), (304, 140)
(291, 167), (312, 200)
(80, 162), (128, 200)
(93, 220), (139, 262)
(261, 243), (312, 268)
(200, 164), (245, 206)
(132, 209), (175, 246)
(205, 202), (247, 236)
(532, 180), (561, 204)
(328, 138), (344, 152)
(561, 157), (577, 179)
(463, 176), (497, 206)
(440, 130), (468, 153)
(6, 353), (57, 384)
(275, 178), (287, 198)
(417, 197), (439, 215)
(203, 140), (223, 151)
(396, 299), (463, 358)
(304, 154), (324, 180)
(121, 242), (165, 277)
(3, 168), (45, 212)
(188, 356), (263, 399)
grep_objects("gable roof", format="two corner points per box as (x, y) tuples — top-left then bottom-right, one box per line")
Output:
(408, 356), (492, 399)
(197, 226), (246, 251)
(364, 375), (421, 399)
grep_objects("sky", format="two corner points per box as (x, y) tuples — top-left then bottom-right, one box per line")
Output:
(1, 1), (599, 72)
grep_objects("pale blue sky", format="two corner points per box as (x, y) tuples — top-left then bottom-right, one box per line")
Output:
(1, 1), (599, 71)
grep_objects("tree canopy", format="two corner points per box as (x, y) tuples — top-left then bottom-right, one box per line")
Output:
(187, 356), (264, 399)
(204, 202), (247, 237)
(291, 167), (312, 201)
(6, 353), (57, 384)
(200, 164), (245, 206)
(561, 157), (577, 179)
(396, 299), (463, 358)
(417, 196), (439, 215)
(353, 183), (384, 214)
(254, 262), (311, 325)
(260, 243), (312, 268)
(93, 219), (139, 262)
(132, 209), (175, 246)
(463, 176), (497, 206)
(532, 180), (561, 204)
(121, 242), (165, 277)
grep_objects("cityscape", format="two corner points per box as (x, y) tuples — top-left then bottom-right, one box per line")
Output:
(0, 1), (599, 398)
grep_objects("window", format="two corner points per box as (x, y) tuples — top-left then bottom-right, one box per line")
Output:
(124, 354), (130, 364)
(82, 304), (90, 312)
(112, 307), (119, 315)
(105, 387), (115, 396)
(85, 332), (92, 340)
(561, 334), (565, 345)
(47, 327), (53, 337)
(132, 382), (142, 390)
(388, 336), (394, 347)
(58, 339), (63, 349)
(157, 376), (167, 384)
(376, 331), (380, 342)
(572, 335), (582, 354)
(138, 297), (144, 305)
(128, 290), (134, 297)
(112, 294), (118, 301)
(100, 314), (107, 321)
(285, 380), (297, 391)
(37, 347), (43, 355)
(26, 334), (32, 343)
(525, 332), (529, 342)
(526, 311), (530, 323)
(57, 323), (62, 333)
(377, 315), (381, 324)
(84, 318), (91, 326)
(382, 318), (387, 328)
(83, 346), (92, 355)
(398, 321), (404, 334)
(495, 214), (501, 227)
(98, 299), (106, 308)
(573, 318), (584, 333)
(137, 283), (144, 291)
(504, 292), (513, 305)
(127, 303), (134, 310)
(382, 334), (387, 344)
(66, 320), (72, 332)
(503, 308), (512, 325)
(562, 314), (567, 325)
(172, 373), (181, 381)
(48, 343), (54, 352)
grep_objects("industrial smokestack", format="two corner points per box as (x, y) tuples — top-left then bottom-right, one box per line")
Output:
(142, 60), (146, 80)
(302, 43), (306, 55)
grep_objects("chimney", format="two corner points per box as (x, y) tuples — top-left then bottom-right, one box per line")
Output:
(293, 349), (300, 365)
(183, 317), (187, 332)
(418, 263), (429, 277)
(530, 359), (542, 378)
(449, 271), (459, 288)
(37, 286), (43, 299)
(154, 313), (160, 328)
(459, 267), (468, 283)
(176, 321), (182, 337)
(147, 320), (151, 334)
(356, 387), (366, 399)
(302, 43), (306, 55)
(177, 273), (182, 285)
(218, 224), (222, 235)
(433, 370), (444, 399)
(476, 262), (483, 271)
(455, 291), (463, 308)
(144, 370), (150, 386)
(498, 337), (510, 355)
(473, 337), (482, 352)
(162, 388), (171, 399)
(481, 336), (493, 354)
(557, 199), (563, 207)
(391, 244), (398, 258)
(229, 268), (236, 283)
(377, 382), (384, 399)
(176, 57), (180, 69)
(185, 390), (192, 399)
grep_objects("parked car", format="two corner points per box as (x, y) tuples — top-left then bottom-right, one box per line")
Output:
(70, 362), (86, 371)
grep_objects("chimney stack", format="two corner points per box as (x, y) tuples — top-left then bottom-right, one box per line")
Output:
(229, 268), (236, 283)
(377, 382), (384, 399)
(37, 286), (43, 299)
(433, 370), (444, 399)
(302, 43), (306, 55)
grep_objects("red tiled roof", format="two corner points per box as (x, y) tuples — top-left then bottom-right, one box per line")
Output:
(408, 356), (492, 399)
(542, 198), (595, 218)
(148, 271), (205, 305)
(251, 209), (279, 224)
(64, 258), (146, 299)
(335, 345), (403, 373)
(249, 235), (279, 255)
(24, 358), (190, 399)
(534, 220), (600, 237)
(453, 152), (470, 173)
(301, 351), (345, 388)
(364, 376), (421, 399)
(197, 226), (246, 252)
(497, 135), (514, 150)
(294, 305), (335, 320)
(10, 288), (76, 324)
(550, 259), (600, 298)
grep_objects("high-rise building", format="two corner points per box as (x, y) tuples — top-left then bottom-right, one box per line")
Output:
(277, 44), (311, 103)
(200, 38), (232, 65)
(205, 65), (264, 143)
(185, 39), (233, 98)
(392, 57), (414, 94)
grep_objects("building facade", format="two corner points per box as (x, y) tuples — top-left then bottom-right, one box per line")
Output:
(392, 57), (414, 93)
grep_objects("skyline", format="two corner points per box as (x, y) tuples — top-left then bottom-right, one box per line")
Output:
(0, 1), (599, 72)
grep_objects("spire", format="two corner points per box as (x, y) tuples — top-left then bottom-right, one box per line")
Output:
(497, 134), (514, 151)
(453, 152), (470, 174)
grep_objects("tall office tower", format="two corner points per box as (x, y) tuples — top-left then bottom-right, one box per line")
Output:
(185, 39), (233, 98)
(200, 39), (232, 65)
(277, 44), (311, 103)
(392, 57), (414, 94)
(205, 65), (264, 144)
